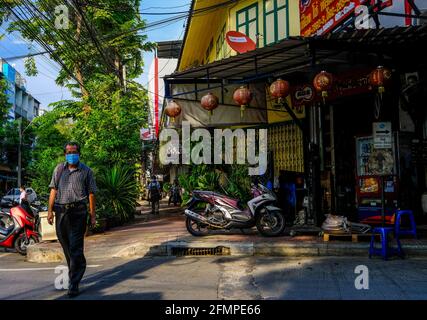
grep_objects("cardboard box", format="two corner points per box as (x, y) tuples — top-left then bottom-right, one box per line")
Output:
(38, 211), (58, 241)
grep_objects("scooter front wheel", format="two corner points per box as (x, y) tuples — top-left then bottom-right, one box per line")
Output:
(14, 234), (39, 255)
(185, 217), (210, 236)
(256, 209), (286, 237)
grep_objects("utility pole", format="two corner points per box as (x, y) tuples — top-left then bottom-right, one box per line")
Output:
(18, 117), (22, 187)
(17, 117), (35, 187)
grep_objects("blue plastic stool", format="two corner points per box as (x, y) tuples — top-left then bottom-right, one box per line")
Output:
(395, 210), (417, 239)
(369, 227), (403, 260)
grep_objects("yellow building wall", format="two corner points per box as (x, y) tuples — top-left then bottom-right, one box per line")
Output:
(179, 0), (301, 71)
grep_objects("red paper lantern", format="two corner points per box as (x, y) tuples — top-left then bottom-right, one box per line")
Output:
(233, 86), (253, 118)
(270, 79), (290, 103)
(164, 100), (181, 123)
(313, 70), (333, 103)
(369, 66), (392, 96)
(201, 92), (219, 116)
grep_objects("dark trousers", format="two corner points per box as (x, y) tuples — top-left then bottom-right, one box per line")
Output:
(55, 209), (87, 287)
(151, 198), (159, 214)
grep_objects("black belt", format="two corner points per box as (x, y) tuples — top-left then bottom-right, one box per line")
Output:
(56, 200), (87, 211)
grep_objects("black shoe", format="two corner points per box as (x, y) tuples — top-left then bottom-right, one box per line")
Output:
(68, 284), (79, 298)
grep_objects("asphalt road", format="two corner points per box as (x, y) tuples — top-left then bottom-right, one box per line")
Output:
(1, 249), (427, 300)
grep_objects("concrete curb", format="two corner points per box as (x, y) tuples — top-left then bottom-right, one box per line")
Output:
(27, 242), (65, 263)
(27, 239), (427, 263)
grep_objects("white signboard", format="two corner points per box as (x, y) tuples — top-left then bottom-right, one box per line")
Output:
(373, 122), (392, 149)
(140, 128), (154, 141)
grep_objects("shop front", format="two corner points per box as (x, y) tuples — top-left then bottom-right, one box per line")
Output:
(163, 25), (427, 226)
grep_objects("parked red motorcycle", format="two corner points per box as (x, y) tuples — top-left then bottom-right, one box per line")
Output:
(0, 204), (40, 255)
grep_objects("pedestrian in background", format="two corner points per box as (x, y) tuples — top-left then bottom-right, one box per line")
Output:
(19, 185), (32, 215)
(147, 175), (161, 214)
(168, 178), (181, 206)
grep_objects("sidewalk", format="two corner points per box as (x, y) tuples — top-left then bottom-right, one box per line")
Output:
(27, 199), (427, 263)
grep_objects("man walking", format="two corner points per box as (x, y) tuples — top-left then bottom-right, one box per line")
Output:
(147, 175), (161, 214)
(168, 178), (181, 206)
(47, 142), (97, 298)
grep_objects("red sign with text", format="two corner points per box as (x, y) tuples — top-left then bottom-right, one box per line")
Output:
(300, 0), (393, 37)
(226, 31), (256, 53)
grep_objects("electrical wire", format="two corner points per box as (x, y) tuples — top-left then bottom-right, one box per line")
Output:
(1, 0), (238, 63)
(1, 0), (90, 94)
(68, 0), (118, 75)
(0, 26), (63, 82)
(145, 27), (186, 88)
(141, 3), (192, 11)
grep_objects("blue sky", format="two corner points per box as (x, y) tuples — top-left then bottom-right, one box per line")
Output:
(0, 0), (190, 110)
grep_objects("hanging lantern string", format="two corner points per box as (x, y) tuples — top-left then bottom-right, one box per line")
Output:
(173, 97), (300, 114)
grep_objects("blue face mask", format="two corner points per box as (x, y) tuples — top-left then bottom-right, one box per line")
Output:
(66, 154), (80, 165)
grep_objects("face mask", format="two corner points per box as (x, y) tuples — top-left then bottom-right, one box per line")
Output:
(66, 154), (80, 165)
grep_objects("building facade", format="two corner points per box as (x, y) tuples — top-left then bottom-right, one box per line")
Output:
(179, 0), (300, 70)
(1, 58), (41, 121)
(1, 58), (41, 193)
(161, 0), (427, 225)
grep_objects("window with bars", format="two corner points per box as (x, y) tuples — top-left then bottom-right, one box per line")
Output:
(268, 124), (304, 174)
(236, 3), (259, 46)
(263, 0), (289, 46)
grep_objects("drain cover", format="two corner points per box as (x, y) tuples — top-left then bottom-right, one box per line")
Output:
(172, 246), (231, 256)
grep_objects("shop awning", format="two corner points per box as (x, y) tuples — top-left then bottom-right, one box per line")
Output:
(166, 25), (427, 84)
(163, 25), (427, 128)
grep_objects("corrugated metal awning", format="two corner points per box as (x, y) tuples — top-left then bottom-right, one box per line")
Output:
(166, 25), (427, 83)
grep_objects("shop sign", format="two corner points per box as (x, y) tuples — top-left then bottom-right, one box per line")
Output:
(332, 69), (372, 98)
(226, 31), (256, 54)
(140, 128), (154, 141)
(373, 122), (392, 149)
(292, 85), (314, 106)
(266, 85), (306, 124)
(300, 0), (393, 37)
(312, 68), (372, 102)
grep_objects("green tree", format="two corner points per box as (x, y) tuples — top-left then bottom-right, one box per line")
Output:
(1, 1), (154, 221)
(27, 101), (74, 195)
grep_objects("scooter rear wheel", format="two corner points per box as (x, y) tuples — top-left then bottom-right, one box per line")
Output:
(14, 234), (38, 256)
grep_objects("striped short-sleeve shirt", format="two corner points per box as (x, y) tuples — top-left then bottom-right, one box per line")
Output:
(49, 162), (97, 205)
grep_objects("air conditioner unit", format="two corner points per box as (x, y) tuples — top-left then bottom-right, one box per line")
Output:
(414, 9), (427, 26)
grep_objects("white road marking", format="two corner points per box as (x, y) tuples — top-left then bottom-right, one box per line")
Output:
(0, 265), (101, 272)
